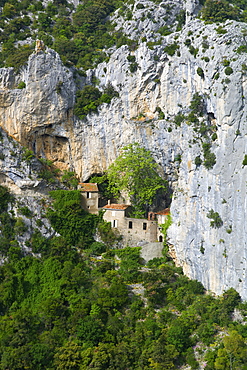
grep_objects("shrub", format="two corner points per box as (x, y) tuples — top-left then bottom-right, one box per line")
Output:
(189, 45), (199, 57)
(207, 209), (223, 228)
(17, 81), (26, 89)
(0, 185), (13, 212)
(74, 85), (102, 119)
(174, 112), (185, 126)
(204, 151), (216, 169)
(5, 44), (34, 71)
(22, 148), (34, 161)
(129, 62), (138, 73)
(189, 93), (204, 115)
(127, 55), (136, 63)
(224, 66), (233, 75)
(215, 26), (227, 34)
(237, 45), (247, 53)
(197, 67), (204, 78)
(14, 217), (28, 235)
(243, 154), (247, 165)
(195, 156), (202, 166)
(156, 107), (165, 120)
(164, 43), (179, 56)
(158, 25), (172, 36)
(136, 3), (145, 9)
(222, 59), (230, 66)
(202, 142), (216, 169)
(18, 206), (32, 218)
(211, 132), (217, 141)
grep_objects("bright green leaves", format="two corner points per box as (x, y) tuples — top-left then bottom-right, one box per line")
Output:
(74, 84), (119, 119)
(107, 143), (167, 216)
(47, 190), (99, 247)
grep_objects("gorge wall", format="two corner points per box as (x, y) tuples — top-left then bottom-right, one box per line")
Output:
(0, 5), (247, 297)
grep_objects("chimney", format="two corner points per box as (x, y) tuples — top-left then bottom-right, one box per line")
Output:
(108, 200), (111, 205)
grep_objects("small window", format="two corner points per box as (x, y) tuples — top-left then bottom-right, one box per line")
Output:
(143, 222), (147, 230)
(112, 220), (118, 228)
(159, 235), (163, 242)
(86, 192), (91, 199)
(129, 221), (133, 229)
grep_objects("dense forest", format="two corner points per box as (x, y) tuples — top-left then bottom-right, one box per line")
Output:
(1, 185), (247, 369)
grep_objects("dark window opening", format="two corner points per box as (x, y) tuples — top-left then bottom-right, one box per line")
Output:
(87, 192), (90, 198)
(143, 222), (147, 230)
(159, 235), (163, 242)
(129, 221), (133, 229)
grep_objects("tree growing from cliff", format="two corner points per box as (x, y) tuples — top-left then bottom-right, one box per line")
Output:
(107, 143), (167, 217)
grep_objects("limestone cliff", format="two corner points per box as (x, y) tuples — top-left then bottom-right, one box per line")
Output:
(0, 7), (247, 297)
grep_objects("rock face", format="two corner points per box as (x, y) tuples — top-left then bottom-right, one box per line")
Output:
(0, 15), (247, 297)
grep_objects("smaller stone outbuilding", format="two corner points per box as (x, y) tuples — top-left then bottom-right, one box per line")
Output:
(78, 183), (99, 214)
(156, 208), (170, 242)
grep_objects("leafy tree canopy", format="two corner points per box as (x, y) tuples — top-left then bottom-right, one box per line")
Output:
(107, 143), (167, 217)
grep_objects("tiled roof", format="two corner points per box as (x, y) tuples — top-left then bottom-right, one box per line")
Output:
(103, 204), (130, 210)
(156, 208), (170, 216)
(79, 183), (99, 192)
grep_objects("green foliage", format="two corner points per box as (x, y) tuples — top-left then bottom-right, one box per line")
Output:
(157, 25), (172, 36)
(89, 174), (114, 199)
(189, 45), (199, 57)
(237, 45), (247, 53)
(61, 170), (79, 189)
(0, 185), (13, 212)
(47, 190), (99, 247)
(197, 67), (204, 78)
(174, 112), (185, 126)
(243, 154), (247, 165)
(4, 44), (34, 71)
(74, 85), (101, 119)
(156, 106), (165, 120)
(0, 202), (245, 370)
(201, 0), (240, 23)
(74, 83), (118, 119)
(107, 143), (167, 216)
(22, 147), (34, 161)
(17, 81), (26, 89)
(207, 209), (223, 228)
(224, 66), (233, 75)
(97, 219), (121, 247)
(195, 156), (202, 166)
(14, 217), (28, 235)
(115, 247), (142, 282)
(189, 92), (204, 116)
(202, 142), (216, 169)
(129, 61), (138, 73)
(215, 26), (227, 34)
(18, 205), (32, 218)
(164, 42), (179, 56)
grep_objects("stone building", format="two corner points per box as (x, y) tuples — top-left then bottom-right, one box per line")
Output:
(77, 183), (170, 253)
(102, 202), (169, 247)
(78, 183), (99, 214)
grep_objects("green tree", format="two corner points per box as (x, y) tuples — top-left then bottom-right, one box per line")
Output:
(215, 330), (247, 369)
(107, 143), (167, 216)
(54, 341), (82, 370)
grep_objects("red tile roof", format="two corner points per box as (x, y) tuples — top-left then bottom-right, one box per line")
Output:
(156, 208), (170, 216)
(79, 183), (99, 192)
(103, 204), (130, 210)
